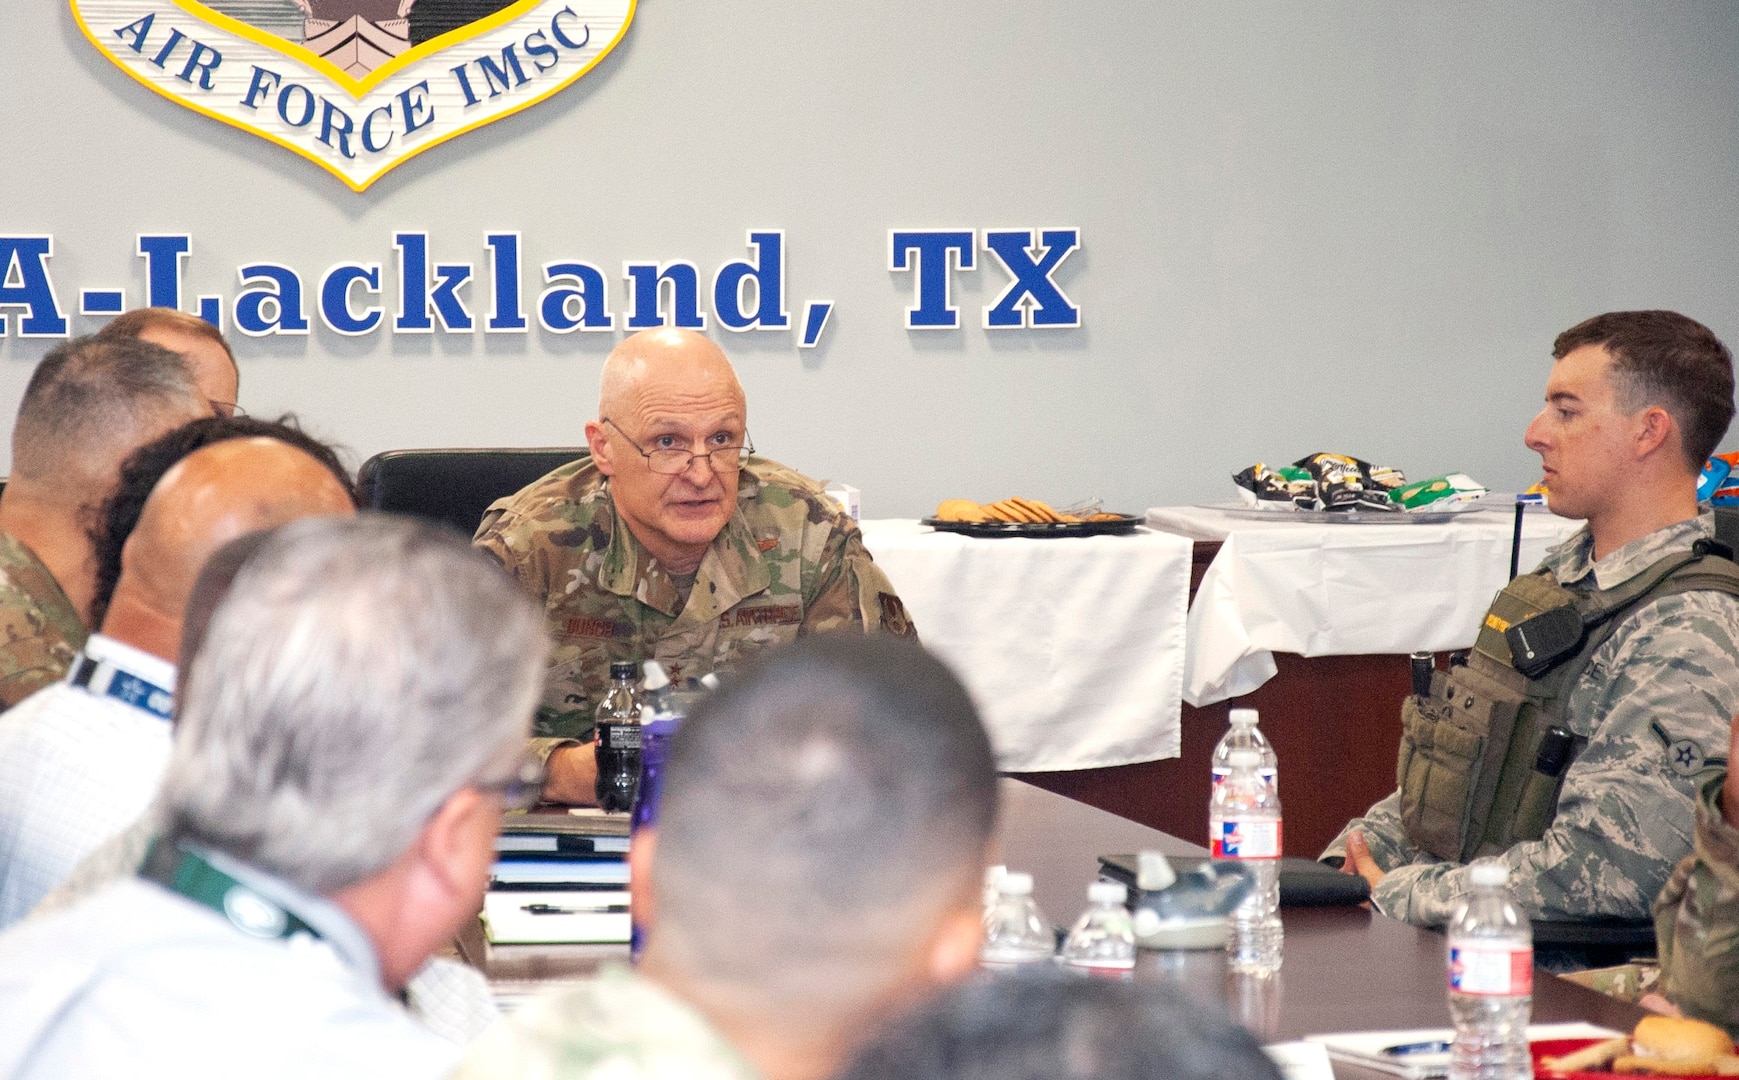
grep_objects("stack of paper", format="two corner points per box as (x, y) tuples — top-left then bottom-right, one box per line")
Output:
(487, 812), (634, 944)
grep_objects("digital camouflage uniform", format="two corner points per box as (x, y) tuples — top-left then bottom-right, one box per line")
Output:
(452, 964), (761, 1080)
(474, 455), (915, 751)
(1323, 513), (1739, 927)
(0, 530), (86, 710)
(1654, 768), (1739, 1038)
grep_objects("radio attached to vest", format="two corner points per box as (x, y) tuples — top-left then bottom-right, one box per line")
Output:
(1396, 525), (1739, 864)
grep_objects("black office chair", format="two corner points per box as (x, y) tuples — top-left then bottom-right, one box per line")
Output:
(356, 448), (587, 537)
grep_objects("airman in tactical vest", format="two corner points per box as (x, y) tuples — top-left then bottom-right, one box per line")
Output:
(1324, 311), (1739, 930)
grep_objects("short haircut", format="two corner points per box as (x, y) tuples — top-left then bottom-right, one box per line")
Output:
(837, 972), (1285, 1080)
(85, 414), (357, 628)
(652, 635), (998, 1006)
(11, 336), (203, 486)
(159, 514), (548, 895)
(1553, 310), (1735, 469)
(95, 307), (236, 369)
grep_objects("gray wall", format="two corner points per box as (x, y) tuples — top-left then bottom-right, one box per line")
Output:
(4, 1), (1737, 516)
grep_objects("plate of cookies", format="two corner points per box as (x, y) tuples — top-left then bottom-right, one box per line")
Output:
(923, 498), (1142, 538)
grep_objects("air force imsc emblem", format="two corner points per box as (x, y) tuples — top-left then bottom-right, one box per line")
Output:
(70, 0), (635, 190)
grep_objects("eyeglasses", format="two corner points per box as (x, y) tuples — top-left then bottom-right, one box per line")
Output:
(477, 752), (547, 812)
(602, 417), (754, 476)
(208, 400), (246, 418)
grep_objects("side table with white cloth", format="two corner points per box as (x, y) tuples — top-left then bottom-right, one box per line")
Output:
(857, 520), (1193, 773)
(1144, 504), (1586, 705)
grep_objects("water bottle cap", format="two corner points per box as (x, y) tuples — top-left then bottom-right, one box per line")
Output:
(642, 661), (670, 691)
(1088, 880), (1127, 904)
(1228, 748), (1260, 767)
(610, 661), (640, 680)
(999, 872), (1034, 895)
(1229, 708), (1259, 727)
(1469, 861), (1510, 887)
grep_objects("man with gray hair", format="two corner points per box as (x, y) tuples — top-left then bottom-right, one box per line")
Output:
(0, 515), (548, 1078)
(0, 335), (208, 706)
(456, 634), (996, 1080)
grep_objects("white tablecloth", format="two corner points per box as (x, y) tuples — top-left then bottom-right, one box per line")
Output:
(1143, 505), (1587, 706)
(858, 520), (1193, 772)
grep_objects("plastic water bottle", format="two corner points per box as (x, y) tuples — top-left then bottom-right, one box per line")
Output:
(1060, 881), (1135, 974)
(1211, 747), (1283, 975)
(980, 872), (1056, 966)
(1211, 708), (1277, 790)
(593, 661), (642, 812)
(1447, 861), (1533, 1080)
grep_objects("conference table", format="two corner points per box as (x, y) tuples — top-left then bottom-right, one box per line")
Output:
(466, 781), (1645, 1077)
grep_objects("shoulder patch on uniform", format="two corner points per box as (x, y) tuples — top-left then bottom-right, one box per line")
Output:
(1667, 738), (1706, 777)
(757, 537), (779, 553)
(877, 592), (913, 636)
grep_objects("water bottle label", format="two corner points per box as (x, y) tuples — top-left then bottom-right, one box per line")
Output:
(1210, 768), (1279, 786)
(598, 722), (642, 751)
(1448, 945), (1533, 995)
(1211, 819), (1282, 859)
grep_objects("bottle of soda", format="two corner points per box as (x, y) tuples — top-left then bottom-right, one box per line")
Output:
(1211, 747), (1283, 975)
(1211, 708), (1277, 791)
(1059, 881), (1135, 975)
(1447, 861), (1533, 1080)
(980, 872), (1056, 967)
(593, 661), (642, 812)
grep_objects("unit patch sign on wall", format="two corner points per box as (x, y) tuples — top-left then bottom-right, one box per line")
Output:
(70, 0), (635, 190)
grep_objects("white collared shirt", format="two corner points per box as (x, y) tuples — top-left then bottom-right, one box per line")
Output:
(0, 633), (176, 927)
(0, 874), (456, 1080)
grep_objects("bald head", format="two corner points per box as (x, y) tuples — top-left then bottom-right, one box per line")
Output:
(113, 439), (356, 632)
(598, 328), (744, 420)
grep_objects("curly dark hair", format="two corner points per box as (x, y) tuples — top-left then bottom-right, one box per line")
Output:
(86, 415), (357, 629)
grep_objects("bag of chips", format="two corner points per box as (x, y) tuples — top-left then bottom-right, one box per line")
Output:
(1388, 473), (1488, 511)
(1233, 463), (1315, 510)
(1702, 454), (1736, 505)
(1293, 453), (1401, 512)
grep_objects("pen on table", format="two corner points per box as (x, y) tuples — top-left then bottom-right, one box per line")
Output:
(522, 902), (630, 915)
(1381, 1040), (1452, 1057)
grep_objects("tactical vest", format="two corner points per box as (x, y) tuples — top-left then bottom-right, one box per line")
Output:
(1397, 513), (1739, 864)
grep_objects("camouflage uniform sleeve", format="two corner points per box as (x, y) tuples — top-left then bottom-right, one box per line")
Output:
(1321, 790), (1430, 871)
(1369, 592), (1739, 928)
(1654, 770), (1739, 1038)
(799, 520), (917, 639)
(0, 584), (85, 709)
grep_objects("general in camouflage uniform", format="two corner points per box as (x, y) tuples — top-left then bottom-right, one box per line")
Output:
(1324, 513), (1739, 927)
(475, 454), (915, 747)
(452, 965), (761, 1080)
(1655, 765), (1739, 1038)
(0, 530), (87, 709)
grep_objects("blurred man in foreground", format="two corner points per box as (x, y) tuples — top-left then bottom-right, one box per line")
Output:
(1326, 311), (1739, 928)
(837, 973), (1283, 1080)
(0, 516), (548, 1078)
(0, 436), (356, 926)
(476, 327), (914, 804)
(455, 635), (995, 1080)
(0, 336), (207, 705)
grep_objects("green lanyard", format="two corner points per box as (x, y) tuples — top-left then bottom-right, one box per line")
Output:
(139, 837), (321, 942)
